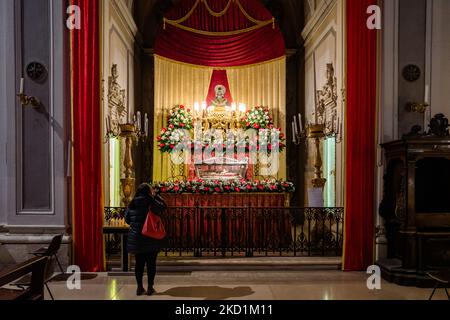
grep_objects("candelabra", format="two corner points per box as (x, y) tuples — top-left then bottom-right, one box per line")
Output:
(308, 124), (327, 189)
(105, 112), (149, 206)
(104, 112), (149, 143)
(16, 78), (41, 109)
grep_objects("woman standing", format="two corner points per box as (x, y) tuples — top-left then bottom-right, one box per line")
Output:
(125, 183), (167, 296)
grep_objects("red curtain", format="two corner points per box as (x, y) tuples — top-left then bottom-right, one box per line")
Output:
(344, 0), (378, 271)
(71, 0), (104, 272)
(155, 0), (285, 66)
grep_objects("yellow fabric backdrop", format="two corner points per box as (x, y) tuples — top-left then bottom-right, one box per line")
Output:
(153, 55), (286, 182)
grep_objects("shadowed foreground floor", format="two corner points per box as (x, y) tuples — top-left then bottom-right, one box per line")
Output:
(45, 270), (448, 300)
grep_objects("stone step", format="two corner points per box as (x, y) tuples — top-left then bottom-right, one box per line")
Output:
(108, 257), (342, 275)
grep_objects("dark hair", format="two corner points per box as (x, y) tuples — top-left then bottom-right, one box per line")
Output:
(135, 183), (151, 197)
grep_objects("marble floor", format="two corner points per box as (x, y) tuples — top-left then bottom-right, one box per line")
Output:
(45, 271), (449, 300)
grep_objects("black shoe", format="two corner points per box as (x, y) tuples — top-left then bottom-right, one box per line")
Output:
(136, 287), (146, 296)
(147, 287), (155, 296)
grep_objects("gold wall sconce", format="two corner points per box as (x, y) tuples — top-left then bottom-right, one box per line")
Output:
(16, 78), (41, 109)
(408, 102), (429, 114)
(17, 93), (41, 109)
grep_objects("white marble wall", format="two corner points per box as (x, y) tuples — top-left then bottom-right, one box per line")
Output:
(101, 0), (140, 206)
(302, 0), (346, 207)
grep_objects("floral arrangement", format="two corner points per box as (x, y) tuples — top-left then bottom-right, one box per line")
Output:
(242, 106), (272, 130)
(152, 179), (295, 194)
(157, 127), (190, 153)
(258, 127), (286, 152)
(168, 105), (193, 129)
(157, 105), (193, 153)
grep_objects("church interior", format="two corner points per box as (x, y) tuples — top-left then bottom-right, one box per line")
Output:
(1, 0), (450, 302)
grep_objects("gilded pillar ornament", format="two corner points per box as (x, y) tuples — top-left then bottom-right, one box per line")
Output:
(308, 124), (327, 189)
(120, 124), (136, 206)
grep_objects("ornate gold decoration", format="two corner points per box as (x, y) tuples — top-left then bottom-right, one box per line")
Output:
(315, 63), (338, 135)
(308, 124), (327, 189)
(408, 102), (429, 114)
(108, 64), (127, 126)
(163, 0), (275, 36)
(203, 106), (241, 131)
(17, 93), (41, 109)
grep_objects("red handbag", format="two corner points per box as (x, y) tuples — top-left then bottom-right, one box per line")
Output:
(142, 211), (166, 239)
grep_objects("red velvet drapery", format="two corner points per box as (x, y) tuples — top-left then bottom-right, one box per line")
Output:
(344, 0), (378, 271)
(155, 0), (285, 67)
(71, 0), (104, 272)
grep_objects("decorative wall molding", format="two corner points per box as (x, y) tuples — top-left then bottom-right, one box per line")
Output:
(110, 0), (142, 46)
(301, 0), (336, 44)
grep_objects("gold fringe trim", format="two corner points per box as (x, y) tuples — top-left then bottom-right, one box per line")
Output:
(164, 18), (272, 36)
(165, 0), (201, 25)
(163, 0), (275, 35)
(203, 0), (233, 17)
(154, 54), (286, 70)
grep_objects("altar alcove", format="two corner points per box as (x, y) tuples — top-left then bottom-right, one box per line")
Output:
(132, 0), (306, 206)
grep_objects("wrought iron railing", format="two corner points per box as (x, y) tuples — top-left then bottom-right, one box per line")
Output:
(103, 206), (344, 267)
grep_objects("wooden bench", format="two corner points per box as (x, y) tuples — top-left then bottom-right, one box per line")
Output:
(0, 257), (48, 300)
(427, 271), (450, 300)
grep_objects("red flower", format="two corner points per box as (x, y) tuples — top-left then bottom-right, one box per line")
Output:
(170, 144), (175, 149)
(179, 105), (184, 109)
(246, 122), (251, 127)
(280, 133), (285, 138)
(268, 144), (272, 150)
(161, 187), (167, 193)
(246, 185), (252, 190)
(214, 187), (220, 193)
(235, 187), (241, 192)
(258, 185), (264, 191)
(180, 123), (185, 127)
(169, 124), (174, 129)
(159, 143), (165, 148)
(162, 128), (167, 133)
(157, 136), (162, 141)
(254, 124), (260, 129)
(225, 186), (231, 190)
(204, 187), (210, 192)
(174, 186), (180, 192)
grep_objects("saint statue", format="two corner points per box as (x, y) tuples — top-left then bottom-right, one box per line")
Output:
(211, 85), (229, 107)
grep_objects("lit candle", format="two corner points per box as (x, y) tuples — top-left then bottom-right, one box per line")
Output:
(292, 121), (296, 143)
(231, 102), (236, 112)
(144, 113), (149, 136)
(20, 78), (24, 94)
(194, 102), (200, 113)
(293, 115), (298, 135)
(298, 113), (303, 133)
(137, 111), (141, 131)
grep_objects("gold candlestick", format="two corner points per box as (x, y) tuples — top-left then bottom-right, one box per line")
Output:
(119, 123), (136, 206)
(308, 124), (327, 189)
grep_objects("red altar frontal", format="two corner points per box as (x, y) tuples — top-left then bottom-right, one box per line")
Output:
(161, 193), (290, 208)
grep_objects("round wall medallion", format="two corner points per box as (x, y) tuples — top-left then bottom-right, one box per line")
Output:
(26, 62), (47, 82)
(402, 64), (421, 82)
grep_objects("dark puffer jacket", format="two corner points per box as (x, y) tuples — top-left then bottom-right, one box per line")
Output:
(125, 194), (168, 254)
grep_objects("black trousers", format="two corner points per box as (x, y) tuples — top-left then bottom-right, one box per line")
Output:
(134, 251), (159, 288)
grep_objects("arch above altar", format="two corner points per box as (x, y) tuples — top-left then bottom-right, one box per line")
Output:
(152, 0), (287, 182)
